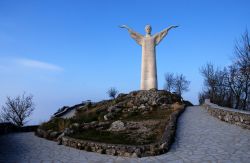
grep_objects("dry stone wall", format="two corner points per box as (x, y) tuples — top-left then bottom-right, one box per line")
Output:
(60, 107), (185, 157)
(203, 99), (250, 130)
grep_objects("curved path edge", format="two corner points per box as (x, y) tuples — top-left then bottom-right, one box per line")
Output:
(0, 106), (250, 163)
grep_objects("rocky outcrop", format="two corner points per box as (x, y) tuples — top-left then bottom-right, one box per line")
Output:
(36, 106), (185, 157)
(101, 89), (181, 121)
(36, 89), (185, 157)
(61, 106), (184, 157)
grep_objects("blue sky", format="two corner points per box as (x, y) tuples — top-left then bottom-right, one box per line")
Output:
(0, 0), (249, 125)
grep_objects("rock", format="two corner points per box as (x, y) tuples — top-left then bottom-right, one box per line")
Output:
(57, 138), (62, 145)
(132, 106), (137, 109)
(104, 113), (113, 121)
(160, 142), (167, 150)
(115, 107), (122, 113)
(103, 115), (108, 121)
(152, 101), (157, 106)
(81, 121), (99, 130)
(97, 149), (105, 154)
(106, 149), (117, 155)
(138, 104), (146, 110)
(134, 148), (142, 157)
(131, 152), (138, 158)
(108, 120), (126, 131)
(49, 131), (60, 139)
(63, 128), (72, 136)
(149, 144), (157, 154)
(124, 152), (131, 157)
(45, 130), (53, 139)
(90, 121), (98, 125)
(108, 106), (122, 113)
(72, 123), (80, 128)
(36, 128), (47, 138)
(108, 106), (117, 112)
(98, 121), (110, 126)
(57, 132), (64, 145)
(84, 145), (92, 151)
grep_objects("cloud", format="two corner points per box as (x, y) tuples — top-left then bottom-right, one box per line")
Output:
(16, 58), (63, 71)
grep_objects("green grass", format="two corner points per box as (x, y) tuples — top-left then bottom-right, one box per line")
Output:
(40, 118), (70, 131)
(39, 101), (182, 145)
(69, 108), (175, 145)
(74, 112), (99, 123)
(71, 129), (140, 145)
(118, 108), (174, 121)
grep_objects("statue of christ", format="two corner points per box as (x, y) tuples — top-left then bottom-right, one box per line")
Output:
(120, 24), (178, 90)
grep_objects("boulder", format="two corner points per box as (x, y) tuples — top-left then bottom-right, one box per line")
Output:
(63, 128), (73, 136)
(57, 132), (65, 145)
(36, 128), (47, 138)
(138, 104), (146, 110)
(104, 112), (113, 121)
(108, 120), (126, 132)
(108, 106), (118, 112)
(131, 152), (138, 158)
(49, 131), (60, 139)
(72, 123), (80, 128)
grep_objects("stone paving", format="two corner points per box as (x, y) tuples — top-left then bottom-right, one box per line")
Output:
(0, 106), (250, 163)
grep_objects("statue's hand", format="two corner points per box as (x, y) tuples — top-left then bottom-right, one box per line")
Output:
(119, 25), (130, 30)
(166, 25), (178, 32)
(171, 25), (179, 29)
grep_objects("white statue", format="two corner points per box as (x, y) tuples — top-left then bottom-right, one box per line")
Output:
(120, 24), (178, 90)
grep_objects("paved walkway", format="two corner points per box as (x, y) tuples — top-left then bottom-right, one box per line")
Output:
(0, 106), (250, 163)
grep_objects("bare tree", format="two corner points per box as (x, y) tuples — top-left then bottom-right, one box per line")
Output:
(107, 87), (118, 99)
(164, 72), (175, 92)
(200, 63), (219, 102)
(174, 74), (190, 97)
(227, 64), (245, 109)
(199, 29), (250, 110)
(200, 63), (233, 107)
(1, 93), (35, 127)
(234, 29), (250, 109)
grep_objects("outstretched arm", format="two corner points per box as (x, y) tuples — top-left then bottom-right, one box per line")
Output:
(154, 25), (178, 45)
(120, 25), (143, 46)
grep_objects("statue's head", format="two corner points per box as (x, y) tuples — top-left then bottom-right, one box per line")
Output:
(145, 25), (152, 35)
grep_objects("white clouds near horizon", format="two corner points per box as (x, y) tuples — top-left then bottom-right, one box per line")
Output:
(16, 58), (63, 72)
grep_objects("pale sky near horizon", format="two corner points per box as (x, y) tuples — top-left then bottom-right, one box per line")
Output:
(0, 0), (249, 125)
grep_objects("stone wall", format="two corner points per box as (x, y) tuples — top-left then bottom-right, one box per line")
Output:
(38, 107), (185, 157)
(203, 99), (250, 130)
(0, 123), (38, 135)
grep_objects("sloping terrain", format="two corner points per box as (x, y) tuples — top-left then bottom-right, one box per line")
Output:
(37, 89), (183, 146)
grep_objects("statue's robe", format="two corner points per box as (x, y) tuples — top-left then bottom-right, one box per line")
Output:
(128, 29), (169, 90)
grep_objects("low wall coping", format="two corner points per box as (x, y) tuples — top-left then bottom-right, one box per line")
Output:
(204, 99), (250, 115)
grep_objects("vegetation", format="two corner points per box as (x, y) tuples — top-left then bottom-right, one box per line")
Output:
(164, 73), (175, 92)
(107, 87), (119, 99)
(39, 90), (184, 145)
(1, 92), (35, 127)
(40, 118), (69, 131)
(164, 73), (190, 96)
(199, 29), (250, 110)
(71, 129), (139, 145)
(70, 107), (178, 145)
